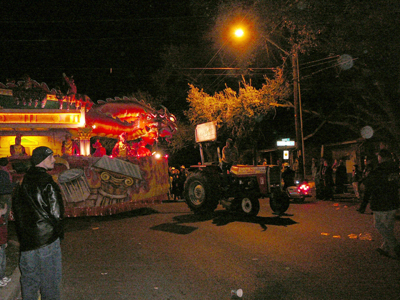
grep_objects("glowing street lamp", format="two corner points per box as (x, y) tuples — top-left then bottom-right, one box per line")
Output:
(234, 28), (244, 38)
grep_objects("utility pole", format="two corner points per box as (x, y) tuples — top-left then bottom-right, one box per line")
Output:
(297, 55), (306, 180)
(262, 37), (306, 178)
(292, 50), (305, 179)
(292, 52), (300, 154)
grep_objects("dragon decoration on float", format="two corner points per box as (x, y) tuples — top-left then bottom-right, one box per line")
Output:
(0, 74), (177, 144)
(86, 97), (177, 144)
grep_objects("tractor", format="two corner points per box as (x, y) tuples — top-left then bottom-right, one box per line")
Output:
(183, 122), (290, 216)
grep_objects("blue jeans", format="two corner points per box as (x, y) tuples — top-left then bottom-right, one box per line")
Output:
(20, 239), (62, 300)
(373, 210), (399, 255)
(0, 244), (5, 279)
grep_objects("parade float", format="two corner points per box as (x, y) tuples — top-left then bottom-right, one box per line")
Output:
(0, 74), (177, 217)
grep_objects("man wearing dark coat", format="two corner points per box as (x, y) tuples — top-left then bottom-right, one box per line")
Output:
(364, 149), (400, 259)
(335, 159), (347, 194)
(321, 159), (334, 200)
(13, 146), (64, 299)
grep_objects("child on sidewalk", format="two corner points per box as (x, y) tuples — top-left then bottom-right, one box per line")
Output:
(0, 203), (11, 287)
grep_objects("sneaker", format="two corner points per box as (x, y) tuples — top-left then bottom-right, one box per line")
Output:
(1, 277), (11, 283)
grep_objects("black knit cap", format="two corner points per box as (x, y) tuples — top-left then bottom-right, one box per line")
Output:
(31, 146), (53, 166)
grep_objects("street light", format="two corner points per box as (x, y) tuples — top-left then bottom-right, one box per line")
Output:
(234, 28), (244, 38)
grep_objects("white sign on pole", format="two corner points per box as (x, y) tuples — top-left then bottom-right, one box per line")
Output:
(283, 150), (289, 160)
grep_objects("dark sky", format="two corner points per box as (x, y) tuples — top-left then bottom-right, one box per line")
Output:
(0, 1), (207, 101)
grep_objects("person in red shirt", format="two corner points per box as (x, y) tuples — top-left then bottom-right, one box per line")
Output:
(92, 139), (107, 157)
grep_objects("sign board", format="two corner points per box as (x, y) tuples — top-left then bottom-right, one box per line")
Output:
(283, 150), (289, 160)
(277, 138), (295, 147)
(0, 108), (85, 128)
(195, 121), (217, 143)
(230, 165), (267, 175)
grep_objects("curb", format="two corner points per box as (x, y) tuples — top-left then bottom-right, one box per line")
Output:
(0, 267), (21, 300)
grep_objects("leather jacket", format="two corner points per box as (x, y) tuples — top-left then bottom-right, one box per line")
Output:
(13, 166), (64, 251)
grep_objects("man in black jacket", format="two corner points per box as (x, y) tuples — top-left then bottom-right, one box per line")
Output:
(364, 149), (400, 259)
(13, 146), (64, 300)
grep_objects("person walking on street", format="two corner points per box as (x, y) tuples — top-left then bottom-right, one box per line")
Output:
(311, 158), (318, 181)
(357, 156), (375, 214)
(315, 158), (324, 200)
(177, 166), (187, 200)
(352, 164), (362, 199)
(171, 168), (180, 201)
(335, 159), (347, 194)
(13, 146), (65, 300)
(282, 164), (295, 190)
(363, 149), (400, 259)
(321, 159), (334, 200)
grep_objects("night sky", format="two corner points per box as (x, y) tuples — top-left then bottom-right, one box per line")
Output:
(0, 1), (208, 101)
(2, 1), (398, 160)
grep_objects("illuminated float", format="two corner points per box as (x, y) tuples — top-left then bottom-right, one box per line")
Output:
(0, 74), (177, 217)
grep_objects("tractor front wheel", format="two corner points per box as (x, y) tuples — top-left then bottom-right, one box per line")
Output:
(270, 190), (290, 215)
(233, 195), (260, 216)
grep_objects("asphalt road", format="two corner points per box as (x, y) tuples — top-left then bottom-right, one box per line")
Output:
(60, 198), (400, 300)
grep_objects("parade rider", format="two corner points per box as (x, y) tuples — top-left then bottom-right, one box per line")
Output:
(221, 138), (239, 188)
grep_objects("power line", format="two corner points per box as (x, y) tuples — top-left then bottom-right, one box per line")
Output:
(179, 67), (275, 70)
(2, 36), (158, 42)
(0, 15), (210, 24)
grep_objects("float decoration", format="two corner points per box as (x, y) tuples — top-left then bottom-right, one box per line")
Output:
(0, 73), (177, 217)
(85, 97), (177, 142)
(10, 133), (27, 157)
(0, 74), (93, 111)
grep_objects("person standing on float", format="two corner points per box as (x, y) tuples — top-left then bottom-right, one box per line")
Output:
(112, 132), (131, 158)
(10, 134), (27, 157)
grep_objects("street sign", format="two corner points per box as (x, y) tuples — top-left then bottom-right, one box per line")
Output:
(277, 138), (295, 147)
